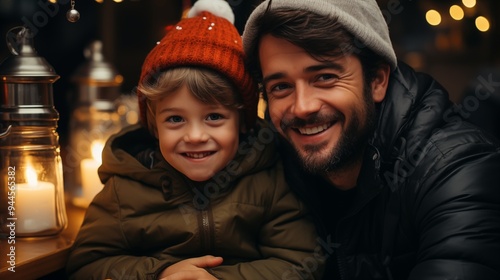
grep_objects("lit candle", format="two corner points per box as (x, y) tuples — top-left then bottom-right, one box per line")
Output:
(80, 140), (104, 205)
(17, 165), (57, 234)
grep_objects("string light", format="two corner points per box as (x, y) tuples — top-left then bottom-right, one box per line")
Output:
(426, 10), (441, 26)
(449, 5), (464, 20)
(427, 3), (490, 33)
(462, 0), (476, 8)
(475, 16), (490, 32)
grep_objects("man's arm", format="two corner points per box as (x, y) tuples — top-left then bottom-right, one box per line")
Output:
(408, 144), (500, 280)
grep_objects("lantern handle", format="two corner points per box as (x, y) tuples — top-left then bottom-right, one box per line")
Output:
(5, 26), (28, 56)
(0, 125), (12, 138)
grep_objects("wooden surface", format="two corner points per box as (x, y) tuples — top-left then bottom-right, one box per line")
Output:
(0, 203), (86, 280)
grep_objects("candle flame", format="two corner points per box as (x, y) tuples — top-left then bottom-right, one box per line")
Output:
(91, 141), (105, 164)
(26, 165), (38, 187)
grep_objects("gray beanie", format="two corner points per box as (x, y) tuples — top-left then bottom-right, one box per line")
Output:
(242, 0), (398, 70)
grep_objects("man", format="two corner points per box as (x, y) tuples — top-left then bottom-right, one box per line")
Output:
(242, 0), (500, 279)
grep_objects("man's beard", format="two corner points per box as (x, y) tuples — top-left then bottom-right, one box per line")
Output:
(282, 86), (377, 175)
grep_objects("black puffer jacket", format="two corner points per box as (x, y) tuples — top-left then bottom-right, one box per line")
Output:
(281, 62), (500, 280)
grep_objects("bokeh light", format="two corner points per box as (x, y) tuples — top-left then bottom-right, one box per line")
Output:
(450, 5), (464, 20)
(462, 0), (476, 8)
(426, 10), (442, 26)
(475, 16), (490, 32)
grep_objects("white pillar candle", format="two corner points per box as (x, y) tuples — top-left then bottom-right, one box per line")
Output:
(80, 158), (103, 203)
(17, 167), (57, 234)
(80, 140), (104, 205)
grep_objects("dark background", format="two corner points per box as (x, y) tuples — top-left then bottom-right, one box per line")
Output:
(1, 0), (499, 144)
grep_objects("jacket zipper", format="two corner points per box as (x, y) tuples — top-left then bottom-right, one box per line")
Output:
(184, 177), (215, 254)
(334, 220), (347, 280)
(199, 208), (212, 253)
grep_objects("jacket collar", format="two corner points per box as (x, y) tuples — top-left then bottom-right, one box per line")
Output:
(372, 62), (453, 184)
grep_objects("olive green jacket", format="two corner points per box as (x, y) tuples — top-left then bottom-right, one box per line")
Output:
(66, 123), (323, 279)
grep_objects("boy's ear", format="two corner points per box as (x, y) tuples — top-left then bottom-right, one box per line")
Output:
(371, 64), (391, 103)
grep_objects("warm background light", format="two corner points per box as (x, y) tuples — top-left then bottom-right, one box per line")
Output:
(91, 140), (105, 164)
(426, 10), (442, 26)
(475, 16), (490, 32)
(257, 93), (267, 119)
(449, 5), (464, 20)
(462, 0), (477, 8)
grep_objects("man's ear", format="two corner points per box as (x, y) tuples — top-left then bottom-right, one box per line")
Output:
(371, 64), (391, 103)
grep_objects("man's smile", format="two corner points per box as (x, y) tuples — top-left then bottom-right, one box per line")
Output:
(296, 123), (332, 135)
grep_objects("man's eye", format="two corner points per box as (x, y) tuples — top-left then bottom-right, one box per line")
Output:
(207, 113), (223, 121)
(270, 83), (290, 92)
(167, 116), (183, 123)
(317, 74), (338, 82)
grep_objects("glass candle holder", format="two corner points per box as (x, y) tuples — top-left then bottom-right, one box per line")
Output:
(64, 40), (123, 207)
(66, 107), (120, 207)
(0, 26), (67, 238)
(0, 127), (67, 237)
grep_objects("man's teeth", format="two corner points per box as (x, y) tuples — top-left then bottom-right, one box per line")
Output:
(298, 124), (329, 135)
(186, 152), (211, 158)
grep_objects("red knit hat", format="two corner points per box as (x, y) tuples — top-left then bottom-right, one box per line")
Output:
(137, 0), (258, 130)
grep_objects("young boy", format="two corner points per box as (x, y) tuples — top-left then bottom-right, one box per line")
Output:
(66, 1), (324, 279)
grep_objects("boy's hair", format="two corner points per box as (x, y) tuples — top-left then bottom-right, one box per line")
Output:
(245, 8), (388, 92)
(139, 67), (243, 137)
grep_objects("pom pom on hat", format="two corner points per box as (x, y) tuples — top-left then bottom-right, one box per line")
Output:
(187, 0), (235, 24)
(137, 0), (258, 134)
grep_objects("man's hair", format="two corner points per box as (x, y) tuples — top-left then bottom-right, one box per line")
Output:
(245, 8), (388, 91)
(138, 67), (243, 136)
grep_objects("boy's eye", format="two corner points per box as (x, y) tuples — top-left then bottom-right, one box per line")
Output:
(167, 115), (184, 123)
(206, 113), (223, 121)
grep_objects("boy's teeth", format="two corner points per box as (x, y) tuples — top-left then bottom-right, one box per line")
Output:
(186, 152), (210, 158)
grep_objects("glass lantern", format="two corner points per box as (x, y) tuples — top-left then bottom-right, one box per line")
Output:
(0, 27), (67, 238)
(64, 40), (123, 207)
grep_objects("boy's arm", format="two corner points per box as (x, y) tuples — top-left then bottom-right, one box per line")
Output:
(66, 177), (178, 280)
(208, 165), (325, 280)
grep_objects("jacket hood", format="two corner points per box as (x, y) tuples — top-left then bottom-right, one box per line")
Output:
(98, 120), (278, 198)
(373, 62), (453, 167)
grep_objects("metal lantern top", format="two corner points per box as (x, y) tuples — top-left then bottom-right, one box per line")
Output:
(71, 40), (122, 86)
(70, 40), (123, 111)
(0, 26), (60, 130)
(0, 26), (59, 82)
